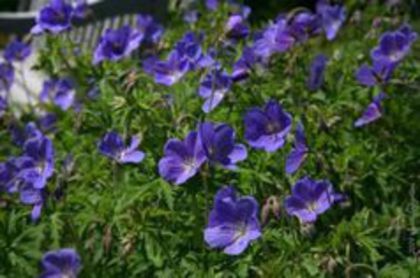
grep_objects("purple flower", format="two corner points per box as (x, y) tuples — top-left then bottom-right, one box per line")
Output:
(72, 0), (89, 20)
(9, 122), (43, 147)
(206, 0), (218, 11)
(183, 10), (199, 24)
(158, 131), (206, 185)
(3, 40), (31, 62)
(307, 54), (328, 91)
(284, 176), (342, 223)
(204, 186), (261, 255)
(39, 79), (75, 111)
(316, 0), (346, 41)
(232, 47), (256, 83)
(354, 93), (387, 128)
(225, 15), (249, 40)
(137, 14), (163, 45)
(98, 132), (145, 164)
(355, 60), (395, 87)
(151, 50), (189, 86)
(285, 122), (308, 174)
(175, 32), (214, 71)
(371, 24), (417, 65)
(40, 248), (81, 278)
(199, 122), (247, 169)
(93, 25), (143, 64)
(38, 113), (57, 133)
(19, 136), (55, 190)
(253, 18), (295, 59)
(244, 100), (292, 152)
(288, 12), (321, 43)
(198, 70), (232, 113)
(0, 62), (14, 92)
(19, 183), (45, 221)
(31, 0), (74, 35)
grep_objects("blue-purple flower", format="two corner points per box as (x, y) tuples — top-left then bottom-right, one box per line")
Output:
(98, 132), (145, 164)
(284, 176), (342, 223)
(38, 113), (57, 133)
(40, 248), (81, 278)
(288, 12), (321, 43)
(72, 0), (89, 20)
(149, 50), (189, 86)
(316, 0), (346, 41)
(158, 131), (206, 185)
(39, 79), (75, 111)
(0, 62), (14, 92)
(19, 136), (55, 190)
(244, 100), (292, 152)
(371, 24), (417, 65)
(199, 122), (247, 169)
(253, 18), (295, 59)
(204, 186), (261, 255)
(225, 14), (249, 40)
(206, 0), (218, 11)
(183, 10), (199, 24)
(232, 47), (256, 83)
(307, 54), (328, 91)
(198, 70), (232, 113)
(355, 60), (395, 87)
(3, 40), (31, 62)
(31, 0), (74, 35)
(93, 25), (143, 64)
(137, 14), (164, 44)
(285, 122), (308, 174)
(354, 93), (387, 128)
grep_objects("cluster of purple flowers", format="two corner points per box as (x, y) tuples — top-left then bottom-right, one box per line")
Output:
(251, 1), (345, 62)
(203, 175), (343, 255)
(159, 122), (246, 185)
(355, 24), (417, 127)
(0, 123), (55, 221)
(31, 0), (89, 35)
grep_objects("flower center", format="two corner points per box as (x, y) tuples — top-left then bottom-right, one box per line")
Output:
(307, 202), (318, 212)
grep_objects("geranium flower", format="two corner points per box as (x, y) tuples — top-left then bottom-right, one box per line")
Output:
(354, 93), (387, 128)
(40, 248), (81, 278)
(285, 122), (309, 174)
(198, 70), (232, 113)
(316, 0), (346, 41)
(356, 60), (395, 87)
(93, 25), (143, 64)
(371, 24), (417, 65)
(244, 100), (292, 152)
(137, 14), (164, 44)
(3, 40), (31, 62)
(31, 0), (74, 34)
(98, 132), (145, 164)
(204, 186), (261, 255)
(0, 62), (14, 93)
(307, 54), (328, 91)
(39, 79), (75, 111)
(158, 131), (206, 185)
(198, 122), (247, 169)
(284, 176), (342, 223)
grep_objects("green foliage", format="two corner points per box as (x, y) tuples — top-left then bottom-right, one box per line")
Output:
(0, 2), (419, 277)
